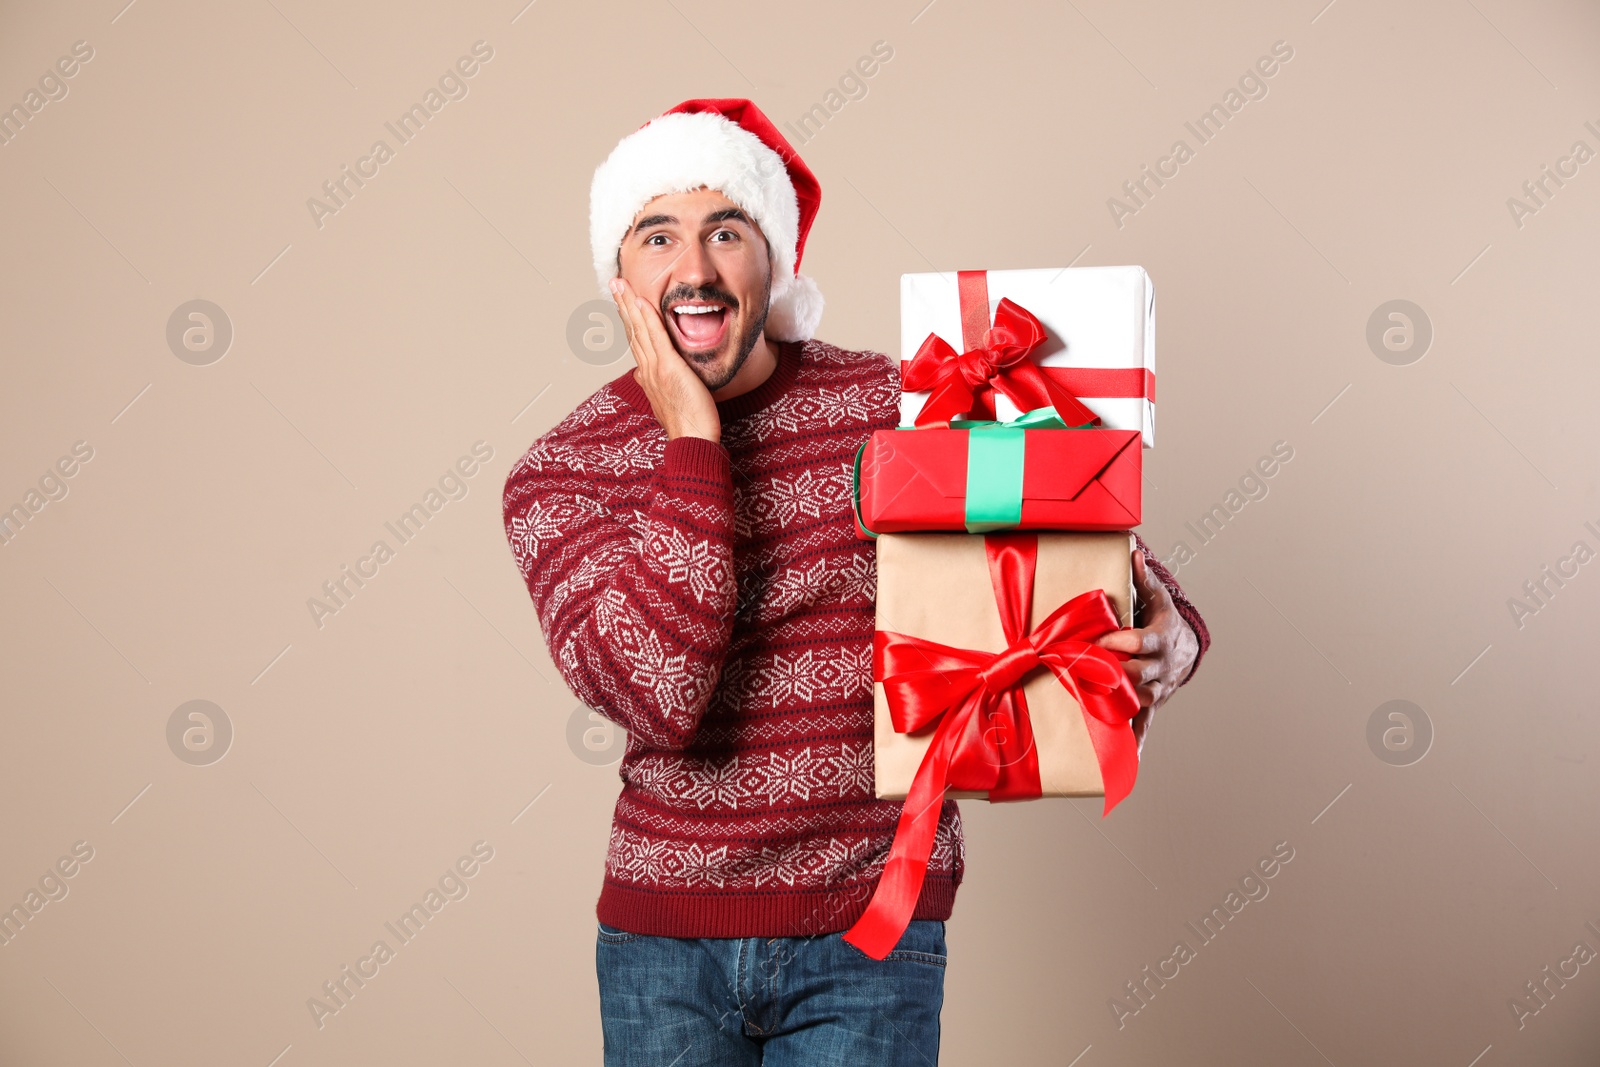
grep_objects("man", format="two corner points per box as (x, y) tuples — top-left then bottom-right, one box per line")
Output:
(502, 98), (1209, 1066)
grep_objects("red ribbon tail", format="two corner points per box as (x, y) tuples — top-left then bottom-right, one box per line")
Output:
(915, 385), (977, 427)
(1011, 360), (1100, 428)
(843, 710), (962, 959)
(1044, 381), (1102, 429)
(1085, 714), (1138, 816)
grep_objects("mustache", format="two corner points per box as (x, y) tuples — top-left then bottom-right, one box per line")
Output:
(660, 285), (740, 315)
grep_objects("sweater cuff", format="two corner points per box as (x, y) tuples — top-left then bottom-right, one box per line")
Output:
(1133, 531), (1208, 687)
(1173, 600), (1208, 686)
(662, 435), (730, 481)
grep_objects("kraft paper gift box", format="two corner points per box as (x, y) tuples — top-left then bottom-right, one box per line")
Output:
(872, 530), (1136, 801)
(899, 266), (1157, 447)
(852, 418), (1142, 537)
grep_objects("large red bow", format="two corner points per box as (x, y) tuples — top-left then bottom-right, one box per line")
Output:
(843, 532), (1140, 960)
(902, 298), (1102, 429)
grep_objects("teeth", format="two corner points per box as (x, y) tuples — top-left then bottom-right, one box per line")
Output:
(673, 306), (723, 314)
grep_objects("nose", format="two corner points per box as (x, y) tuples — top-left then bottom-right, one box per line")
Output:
(672, 237), (717, 290)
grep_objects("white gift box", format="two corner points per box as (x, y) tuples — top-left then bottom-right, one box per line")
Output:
(899, 266), (1157, 447)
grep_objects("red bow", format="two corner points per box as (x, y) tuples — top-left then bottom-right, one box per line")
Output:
(842, 532), (1140, 960)
(902, 298), (1102, 429)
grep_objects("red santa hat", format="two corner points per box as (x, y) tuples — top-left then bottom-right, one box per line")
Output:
(589, 98), (824, 342)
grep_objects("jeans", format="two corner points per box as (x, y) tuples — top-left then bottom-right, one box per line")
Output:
(595, 919), (947, 1066)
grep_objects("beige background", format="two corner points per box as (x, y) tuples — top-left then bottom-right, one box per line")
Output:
(2, 0), (1597, 1063)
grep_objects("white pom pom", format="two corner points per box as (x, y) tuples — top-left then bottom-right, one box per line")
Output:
(764, 271), (824, 342)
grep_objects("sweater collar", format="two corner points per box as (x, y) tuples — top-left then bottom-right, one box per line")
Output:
(611, 338), (804, 424)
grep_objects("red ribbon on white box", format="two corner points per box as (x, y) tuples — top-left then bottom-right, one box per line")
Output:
(901, 270), (1155, 422)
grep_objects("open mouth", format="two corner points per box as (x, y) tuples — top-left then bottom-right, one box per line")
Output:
(667, 301), (731, 352)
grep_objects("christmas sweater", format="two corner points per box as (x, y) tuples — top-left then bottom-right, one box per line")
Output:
(501, 337), (1211, 939)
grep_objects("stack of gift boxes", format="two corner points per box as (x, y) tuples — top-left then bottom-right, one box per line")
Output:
(843, 266), (1158, 959)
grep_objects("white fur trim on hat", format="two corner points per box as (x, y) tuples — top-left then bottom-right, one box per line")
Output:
(764, 270), (824, 342)
(590, 110), (822, 341)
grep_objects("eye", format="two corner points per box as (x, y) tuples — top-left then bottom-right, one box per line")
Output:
(711, 228), (738, 243)
(645, 233), (669, 247)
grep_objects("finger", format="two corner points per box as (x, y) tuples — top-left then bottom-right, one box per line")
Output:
(1117, 658), (1142, 691)
(1095, 627), (1140, 653)
(1132, 557), (1173, 629)
(1096, 627), (1160, 655)
(1131, 548), (1168, 602)
(610, 276), (634, 327)
(610, 282), (643, 357)
(1131, 706), (1153, 750)
(1115, 656), (1162, 691)
(1131, 655), (1164, 687)
(633, 294), (676, 357)
(612, 280), (656, 370)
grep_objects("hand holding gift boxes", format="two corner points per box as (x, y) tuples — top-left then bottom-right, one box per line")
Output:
(844, 266), (1157, 960)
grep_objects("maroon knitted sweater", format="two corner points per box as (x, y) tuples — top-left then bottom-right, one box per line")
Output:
(502, 337), (1210, 938)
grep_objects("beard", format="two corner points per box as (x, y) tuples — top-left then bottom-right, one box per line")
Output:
(663, 266), (772, 393)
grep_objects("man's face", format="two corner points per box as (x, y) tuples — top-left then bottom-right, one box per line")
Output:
(615, 187), (772, 392)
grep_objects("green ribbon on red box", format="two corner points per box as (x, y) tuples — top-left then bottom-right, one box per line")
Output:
(852, 406), (1092, 537)
(950, 405), (1091, 532)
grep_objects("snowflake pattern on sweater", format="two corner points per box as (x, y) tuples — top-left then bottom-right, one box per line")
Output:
(502, 337), (1210, 939)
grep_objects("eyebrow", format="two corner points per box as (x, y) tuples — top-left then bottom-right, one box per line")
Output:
(630, 207), (753, 237)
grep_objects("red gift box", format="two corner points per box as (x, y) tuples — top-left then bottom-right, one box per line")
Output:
(854, 426), (1142, 537)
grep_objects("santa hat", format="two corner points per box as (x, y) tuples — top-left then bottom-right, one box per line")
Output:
(589, 98), (824, 342)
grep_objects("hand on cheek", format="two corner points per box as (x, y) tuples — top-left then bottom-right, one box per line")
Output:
(610, 278), (721, 443)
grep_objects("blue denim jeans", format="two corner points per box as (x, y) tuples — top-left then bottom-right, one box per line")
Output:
(595, 919), (947, 1065)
